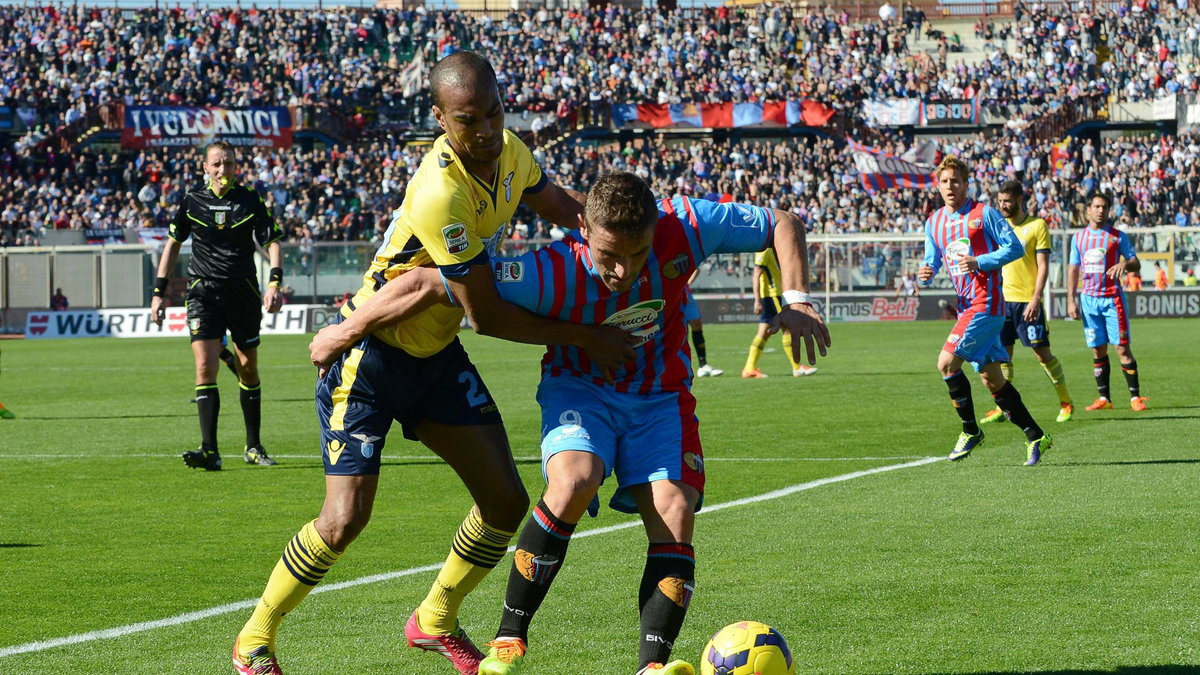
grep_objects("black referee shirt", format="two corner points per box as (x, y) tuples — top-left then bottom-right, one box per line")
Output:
(168, 182), (285, 280)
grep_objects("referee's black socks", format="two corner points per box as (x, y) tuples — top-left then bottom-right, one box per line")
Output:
(195, 384), (220, 451)
(240, 381), (262, 448)
(991, 382), (1044, 442)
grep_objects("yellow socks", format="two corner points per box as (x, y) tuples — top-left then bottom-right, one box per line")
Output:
(744, 336), (766, 373)
(1041, 356), (1072, 404)
(239, 520), (342, 653)
(417, 508), (516, 634)
(1000, 361), (1014, 383)
(782, 334), (801, 372)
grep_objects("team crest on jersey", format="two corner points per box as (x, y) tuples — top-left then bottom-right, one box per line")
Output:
(968, 218), (982, 230)
(495, 260), (524, 283)
(214, 212), (226, 227)
(662, 253), (690, 280)
(443, 223), (469, 254)
(602, 299), (665, 347)
(947, 332), (962, 345)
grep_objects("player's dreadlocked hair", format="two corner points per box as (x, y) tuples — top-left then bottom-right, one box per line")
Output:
(585, 172), (658, 238)
(429, 51), (499, 109)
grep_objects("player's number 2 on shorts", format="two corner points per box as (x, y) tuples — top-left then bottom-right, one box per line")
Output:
(459, 371), (489, 407)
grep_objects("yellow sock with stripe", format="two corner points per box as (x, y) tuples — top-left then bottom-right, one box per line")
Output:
(744, 336), (766, 373)
(1000, 361), (1014, 384)
(238, 520), (342, 653)
(1040, 356), (1072, 404)
(417, 507), (516, 634)
(782, 334), (801, 371)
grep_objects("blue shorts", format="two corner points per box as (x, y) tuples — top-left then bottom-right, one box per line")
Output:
(316, 334), (502, 475)
(758, 296), (782, 324)
(943, 309), (1009, 372)
(537, 376), (705, 515)
(1081, 293), (1131, 348)
(682, 288), (701, 323)
(999, 300), (1050, 348)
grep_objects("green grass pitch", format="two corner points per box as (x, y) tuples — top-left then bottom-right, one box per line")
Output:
(0, 320), (1197, 674)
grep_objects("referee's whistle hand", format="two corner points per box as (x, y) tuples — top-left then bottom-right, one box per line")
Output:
(150, 297), (166, 326)
(263, 287), (283, 313)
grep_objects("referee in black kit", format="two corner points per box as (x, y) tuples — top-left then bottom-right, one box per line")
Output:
(151, 141), (285, 471)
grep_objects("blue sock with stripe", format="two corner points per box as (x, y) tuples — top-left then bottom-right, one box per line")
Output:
(638, 542), (696, 668)
(496, 499), (577, 641)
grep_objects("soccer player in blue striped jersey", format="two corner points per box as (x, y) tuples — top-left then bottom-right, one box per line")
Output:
(310, 172), (830, 675)
(919, 156), (1052, 466)
(1066, 192), (1147, 412)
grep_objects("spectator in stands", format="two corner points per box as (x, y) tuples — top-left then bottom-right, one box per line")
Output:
(51, 288), (69, 311)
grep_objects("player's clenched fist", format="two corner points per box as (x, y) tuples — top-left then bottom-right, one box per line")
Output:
(918, 264), (935, 283)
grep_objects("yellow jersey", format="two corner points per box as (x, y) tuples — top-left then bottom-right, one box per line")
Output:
(754, 248), (782, 299)
(1001, 214), (1051, 303)
(344, 129), (546, 356)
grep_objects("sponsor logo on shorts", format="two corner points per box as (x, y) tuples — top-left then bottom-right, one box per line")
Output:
(327, 440), (346, 465)
(515, 549), (560, 584)
(495, 260), (524, 283)
(442, 223), (469, 254)
(550, 424), (591, 444)
(662, 253), (690, 280)
(683, 451), (704, 474)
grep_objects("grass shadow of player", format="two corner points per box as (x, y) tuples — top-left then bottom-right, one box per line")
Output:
(1054, 458), (1200, 467)
(0, 543), (42, 548)
(894, 666), (1200, 675)
(1066, 414), (1199, 423)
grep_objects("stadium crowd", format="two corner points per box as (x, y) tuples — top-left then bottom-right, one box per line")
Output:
(5, 0), (1200, 139)
(4, 130), (1199, 248)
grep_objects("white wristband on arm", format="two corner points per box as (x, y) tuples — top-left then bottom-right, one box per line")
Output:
(782, 290), (812, 306)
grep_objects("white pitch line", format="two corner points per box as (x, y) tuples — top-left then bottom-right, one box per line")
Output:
(0, 456), (941, 659)
(0, 454), (934, 462)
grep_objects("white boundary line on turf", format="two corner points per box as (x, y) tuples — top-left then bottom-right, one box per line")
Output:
(0, 456), (941, 659)
(0, 454), (935, 462)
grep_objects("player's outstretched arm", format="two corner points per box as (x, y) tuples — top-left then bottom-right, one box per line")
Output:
(150, 238), (183, 326)
(309, 267), (448, 375)
(769, 210), (830, 365)
(450, 264), (636, 382)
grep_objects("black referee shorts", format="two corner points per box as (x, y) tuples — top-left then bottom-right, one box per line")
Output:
(185, 278), (263, 350)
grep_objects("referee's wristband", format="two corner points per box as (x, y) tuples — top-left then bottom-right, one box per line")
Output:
(782, 290), (812, 306)
(152, 276), (169, 298)
(268, 267), (283, 288)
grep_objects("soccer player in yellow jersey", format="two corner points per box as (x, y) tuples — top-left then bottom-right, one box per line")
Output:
(233, 52), (635, 675)
(980, 181), (1074, 425)
(742, 246), (817, 378)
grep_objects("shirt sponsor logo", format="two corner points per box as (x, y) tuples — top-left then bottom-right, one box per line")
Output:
(602, 299), (665, 347)
(1083, 247), (1106, 274)
(946, 238), (971, 276)
(443, 223), (469, 254)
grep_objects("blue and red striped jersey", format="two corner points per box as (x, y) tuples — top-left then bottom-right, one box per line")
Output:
(1070, 225), (1137, 298)
(921, 199), (1023, 314)
(492, 196), (775, 393)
